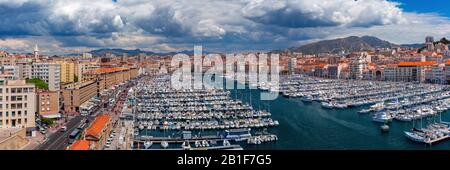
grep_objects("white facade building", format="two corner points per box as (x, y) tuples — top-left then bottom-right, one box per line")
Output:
(0, 80), (36, 131)
(32, 63), (61, 91)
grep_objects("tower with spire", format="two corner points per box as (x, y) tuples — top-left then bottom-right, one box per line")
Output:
(34, 44), (39, 60)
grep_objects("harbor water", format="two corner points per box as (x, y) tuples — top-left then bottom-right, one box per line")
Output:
(228, 82), (450, 150)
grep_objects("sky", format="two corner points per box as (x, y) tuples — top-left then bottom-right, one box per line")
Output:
(0, 0), (449, 55)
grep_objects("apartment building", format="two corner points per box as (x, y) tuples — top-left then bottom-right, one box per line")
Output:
(76, 62), (100, 82)
(55, 61), (75, 83)
(84, 67), (136, 92)
(16, 61), (32, 79)
(61, 80), (98, 113)
(396, 61), (436, 82)
(32, 63), (61, 91)
(36, 90), (60, 118)
(349, 58), (368, 80)
(383, 65), (397, 81)
(0, 80), (36, 132)
(0, 65), (20, 80)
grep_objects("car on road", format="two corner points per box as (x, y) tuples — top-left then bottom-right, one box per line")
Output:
(60, 126), (67, 132)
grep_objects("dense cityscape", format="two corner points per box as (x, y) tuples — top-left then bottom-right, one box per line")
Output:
(0, 34), (448, 150)
(1, 0), (450, 154)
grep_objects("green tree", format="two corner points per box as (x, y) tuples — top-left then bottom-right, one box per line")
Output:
(26, 78), (49, 90)
(74, 75), (79, 82)
(40, 117), (55, 126)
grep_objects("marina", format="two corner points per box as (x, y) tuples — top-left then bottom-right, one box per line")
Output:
(123, 73), (450, 149)
(129, 74), (279, 150)
(231, 74), (450, 149)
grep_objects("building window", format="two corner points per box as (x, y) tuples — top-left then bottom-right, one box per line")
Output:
(11, 111), (15, 117)
(18, 111), (21, 117)
(24, 111), (27, 116)
(0, 111), (2, 117)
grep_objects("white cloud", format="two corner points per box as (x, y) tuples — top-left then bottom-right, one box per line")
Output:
(0, 0), (448, 53)
(0, 39), (30, 51)
(242, 0), (406, 27)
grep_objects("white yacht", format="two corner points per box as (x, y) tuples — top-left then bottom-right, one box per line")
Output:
(372, 113), (392, 123)
(161, 141), (169, 149)
(404, 131), (427, 143)
(143, 141), (153, 149)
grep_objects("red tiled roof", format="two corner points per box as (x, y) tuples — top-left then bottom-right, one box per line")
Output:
(69, 140), (90, 150)
(397, 61), (437, 67)
(85, 114), (111, 139)
(90, 67), (129, 74)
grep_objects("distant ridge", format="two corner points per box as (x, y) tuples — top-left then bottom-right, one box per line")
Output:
(277, 36), (399, 54)
(67, 48), (212, 57)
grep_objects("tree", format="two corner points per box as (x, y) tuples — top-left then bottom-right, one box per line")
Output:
(26, 78), (49, 90)
(40, 117), (55, 126)
(439, 37), (449, 44)
(74, 75), (79, 82)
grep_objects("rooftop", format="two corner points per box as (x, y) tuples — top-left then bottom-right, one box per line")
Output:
(90, 67), (129, 74)
(85, 114), (111, 139)
(69, 140), (90, 150)
(397, 61), (437, 67)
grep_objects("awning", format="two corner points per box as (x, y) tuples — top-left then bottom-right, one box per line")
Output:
(41, 113), (62, 119)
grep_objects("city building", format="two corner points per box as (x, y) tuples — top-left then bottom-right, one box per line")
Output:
(0, 80), (36, 133)
(396, 61), (436, 82)
(0, 128), (29, 150)
(31, 63), (61, 91)
(383, 65), (397, 81)
(16, 61), (32, 80)
(288, 58), (297, 74)
(326, 65), (339, 79)
(82, 114), (111, 150)
(349, 54), (369, 80)
(76, 62), (100, 82)
(425, 36), (435, 52)
(36, 90), (60, 118)
(55, 61), (75, 83)
(82, 53), (93, 59)
(61, 80), (98, 113)
(84, 67), (138, 92)
(0, 65), (20, 80)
